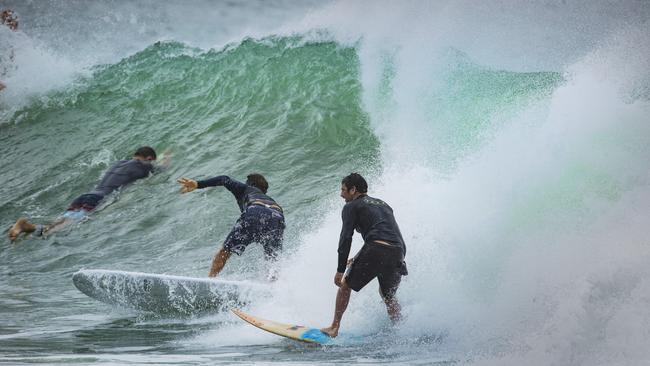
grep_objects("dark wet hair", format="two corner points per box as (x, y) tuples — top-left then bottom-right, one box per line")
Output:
(247, 173), (268, 194)
(341, 173), (368, 193)
(134, 146), (156, 160)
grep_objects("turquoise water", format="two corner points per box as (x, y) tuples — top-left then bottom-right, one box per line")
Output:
(2, 1), (650, 365)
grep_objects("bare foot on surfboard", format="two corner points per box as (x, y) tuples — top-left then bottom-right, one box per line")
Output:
(320, 325), (338, 338)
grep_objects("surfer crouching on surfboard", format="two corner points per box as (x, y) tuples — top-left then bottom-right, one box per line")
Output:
(177, 173), (285, 280)
(8, 146), (162, 241)
(321, 173), (408, 338)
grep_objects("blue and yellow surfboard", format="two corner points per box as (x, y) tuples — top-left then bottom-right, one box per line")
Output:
(232, 309), (336, 344)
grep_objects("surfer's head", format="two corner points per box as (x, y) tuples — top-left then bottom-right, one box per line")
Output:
(134, 146), (157, 161)
(246, 173), (268, 194)
(1, 10), (18, 31)
(341, 173), (367, 202)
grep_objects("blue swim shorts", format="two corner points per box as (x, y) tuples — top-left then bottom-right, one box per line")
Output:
(61, 209), (90, 221)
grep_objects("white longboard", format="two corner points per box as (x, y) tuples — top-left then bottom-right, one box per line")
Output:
(73, 269), (269, 315)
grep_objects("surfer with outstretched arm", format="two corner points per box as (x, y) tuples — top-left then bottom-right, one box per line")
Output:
(321, 173), (408, 338)
(8, 146), (165, 241)
(177, 174), (285, 280)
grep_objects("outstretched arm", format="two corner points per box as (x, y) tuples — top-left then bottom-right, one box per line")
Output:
(197, 176), (246, 195)
(178, 175), (247, 202)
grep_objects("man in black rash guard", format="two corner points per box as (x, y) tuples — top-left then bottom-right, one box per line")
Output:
(8, 146), (159, 241)
(321, 173), (408, 338)
(177, 173), (285, 279)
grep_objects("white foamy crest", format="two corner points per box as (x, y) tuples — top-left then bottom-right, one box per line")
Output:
(377, 20), (649, 366)
(0, 27), (80, 122)
(279, 1), (650, 363)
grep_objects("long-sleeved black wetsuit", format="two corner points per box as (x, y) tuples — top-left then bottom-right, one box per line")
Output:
(337, 194), (406, 272)
(68, 159), (155, 211)
(90, 159), (155, 196)
(197, 175), (285, 258)
(338, 194), (407, 296)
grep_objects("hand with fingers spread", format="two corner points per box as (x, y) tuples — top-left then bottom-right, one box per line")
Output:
(177, 177), (198, 193)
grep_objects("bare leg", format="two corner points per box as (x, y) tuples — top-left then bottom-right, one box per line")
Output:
(266, 262), (279, 282)
(8, 218), (37, 241)
(42, 218), (73, 236)
(384, 296), (402, 323)
(264, 249), (280, 282)
(321, 282), (352, 338)
(379, 288), (402, 324)
(208, 248), (232, 277)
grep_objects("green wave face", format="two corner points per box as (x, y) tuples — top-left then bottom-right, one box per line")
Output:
(0, 37), (379, 274)
(0, 37), (567, 277)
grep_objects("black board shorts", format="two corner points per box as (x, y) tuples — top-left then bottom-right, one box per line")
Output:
(223, 205), (285, 259)
(345, 241), (407, 299)
(67, 193), (104, 211)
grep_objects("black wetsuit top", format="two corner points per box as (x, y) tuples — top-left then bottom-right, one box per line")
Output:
(88, 159), (155, 197)
(196, 175), (282, 213)
(337, 194), (406, 273)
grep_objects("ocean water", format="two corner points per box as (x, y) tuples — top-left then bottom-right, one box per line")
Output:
(1, 1), (650, 365)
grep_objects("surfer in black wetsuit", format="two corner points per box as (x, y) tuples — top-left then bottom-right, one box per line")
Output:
(321, 173), (408, 338)
(177, 174), (285, 279)
(8, 146), (160, 241)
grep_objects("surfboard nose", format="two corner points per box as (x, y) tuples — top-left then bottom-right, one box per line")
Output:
(72, 270), (94, 297)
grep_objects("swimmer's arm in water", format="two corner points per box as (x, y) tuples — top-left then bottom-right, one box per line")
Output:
(159, 150), (172, 168)
(152, 150), (172, 173)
